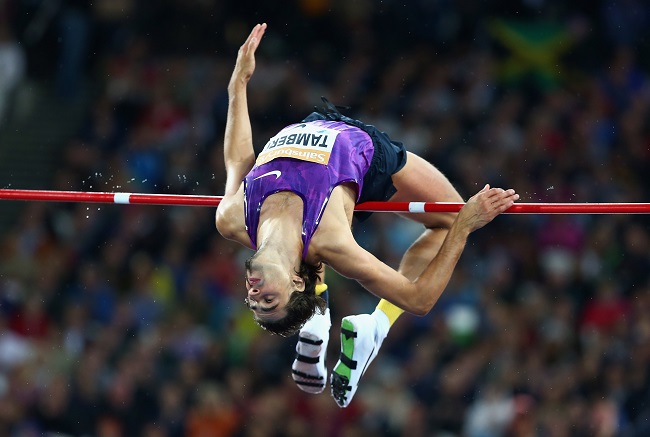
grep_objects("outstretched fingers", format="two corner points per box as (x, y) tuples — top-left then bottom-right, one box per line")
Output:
(460, 185), (519, 232)
(484, 187), (519, 213)
(232, 23), (267, 86)
(242, 23), (267, 55)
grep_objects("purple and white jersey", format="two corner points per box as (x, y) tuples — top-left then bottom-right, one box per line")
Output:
(244, 120), (374, 259)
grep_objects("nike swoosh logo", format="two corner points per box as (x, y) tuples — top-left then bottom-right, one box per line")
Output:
(361, 346), (375, 375)
(253, 170), (282, 181)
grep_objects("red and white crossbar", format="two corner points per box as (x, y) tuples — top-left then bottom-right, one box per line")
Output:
(0, 189), (648, 214)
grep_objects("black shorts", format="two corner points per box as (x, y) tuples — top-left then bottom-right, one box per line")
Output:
(303, 103), (407, 221)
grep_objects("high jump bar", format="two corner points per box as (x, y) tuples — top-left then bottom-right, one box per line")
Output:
(0, 189), (648, 214)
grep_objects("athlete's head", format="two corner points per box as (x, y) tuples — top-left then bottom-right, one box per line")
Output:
(244, 254), (326, 337)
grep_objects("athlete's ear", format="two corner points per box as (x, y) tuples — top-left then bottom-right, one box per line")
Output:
(292, 275), (305, 292)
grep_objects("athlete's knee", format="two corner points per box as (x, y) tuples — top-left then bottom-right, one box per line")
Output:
(423, 212), (458, 231)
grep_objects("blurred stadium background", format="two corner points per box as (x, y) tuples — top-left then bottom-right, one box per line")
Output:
(0, 1), (649, 436)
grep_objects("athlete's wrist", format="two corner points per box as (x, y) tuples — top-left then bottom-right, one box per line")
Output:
(228, 78), (248, 94)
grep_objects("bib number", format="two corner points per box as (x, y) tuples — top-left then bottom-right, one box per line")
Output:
(256, 123), (340, 165)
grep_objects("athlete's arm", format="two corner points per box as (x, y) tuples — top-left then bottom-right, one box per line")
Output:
(325, 185), (519, 315)
(215, 183), (253, 248)
(223, 23), (267, 197)
(215, 24), (267, 246)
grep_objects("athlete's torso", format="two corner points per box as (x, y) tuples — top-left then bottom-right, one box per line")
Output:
(244, 120), (374, 259)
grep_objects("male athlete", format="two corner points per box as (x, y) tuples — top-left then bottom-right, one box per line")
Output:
(215, 23), (519, 407)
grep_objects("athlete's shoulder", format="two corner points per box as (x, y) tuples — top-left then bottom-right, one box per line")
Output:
(215, 185), (248, 245)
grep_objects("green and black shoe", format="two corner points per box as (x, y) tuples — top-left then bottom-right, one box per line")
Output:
(331, 314), (383, 408)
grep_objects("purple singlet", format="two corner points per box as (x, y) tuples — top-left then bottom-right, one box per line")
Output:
(244, 120), (374, 259)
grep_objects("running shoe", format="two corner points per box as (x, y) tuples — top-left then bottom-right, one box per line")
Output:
(330, 313), (384, 408)
(291, 308), (330, 394)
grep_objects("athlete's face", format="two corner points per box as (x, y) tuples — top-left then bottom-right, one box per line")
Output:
(244, 256), (294, 321)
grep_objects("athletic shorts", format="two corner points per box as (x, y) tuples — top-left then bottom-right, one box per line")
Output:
(302, 101), (407, 221)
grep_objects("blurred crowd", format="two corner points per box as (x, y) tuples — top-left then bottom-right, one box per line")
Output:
(1, 0), (650, 436)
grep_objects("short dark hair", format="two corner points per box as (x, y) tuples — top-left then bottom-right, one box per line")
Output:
(254, 261), (326, 337)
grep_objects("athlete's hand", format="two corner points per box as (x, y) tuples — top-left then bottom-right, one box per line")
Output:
(230, 23), (267, 87)
(457, 184), (519, 233)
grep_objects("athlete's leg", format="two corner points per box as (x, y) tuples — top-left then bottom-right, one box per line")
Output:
(330, 153), (463, 408)
(378, 151), (464, 319)
(391, 151), (464, 260)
